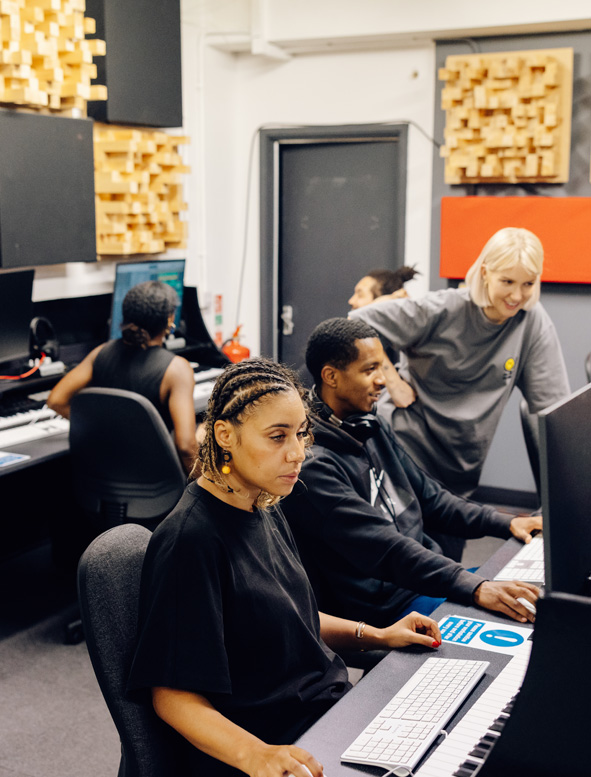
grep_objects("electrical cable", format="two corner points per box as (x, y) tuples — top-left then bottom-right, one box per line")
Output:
(0, 352), (46, 380)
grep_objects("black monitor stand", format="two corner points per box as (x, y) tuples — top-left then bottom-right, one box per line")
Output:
(179, 286), (230, 368)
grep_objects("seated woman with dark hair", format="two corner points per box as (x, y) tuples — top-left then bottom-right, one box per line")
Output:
(127, 357), (441, 777)
(48, 280), (198, 474)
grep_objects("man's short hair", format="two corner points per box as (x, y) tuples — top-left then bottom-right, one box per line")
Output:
(306, 317), (379, 385)
(366, 266), (419, 297)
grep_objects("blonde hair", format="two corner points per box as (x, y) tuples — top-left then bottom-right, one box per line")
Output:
(465, 227), (543, 310)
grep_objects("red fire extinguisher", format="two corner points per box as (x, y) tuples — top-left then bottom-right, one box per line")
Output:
(222, 325), (250, 363)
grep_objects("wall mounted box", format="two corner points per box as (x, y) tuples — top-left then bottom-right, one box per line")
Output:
(440, 196), (591, 284)
(85, 0), (183, 128)
(0, 110), (96, 269)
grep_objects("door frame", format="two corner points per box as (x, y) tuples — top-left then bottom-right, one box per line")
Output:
(259, 123), (408, 359)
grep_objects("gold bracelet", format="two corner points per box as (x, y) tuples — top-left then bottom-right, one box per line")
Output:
(355, 621), (366, 639)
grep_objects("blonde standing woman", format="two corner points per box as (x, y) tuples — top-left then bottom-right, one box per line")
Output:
(350, 227), (570, 559)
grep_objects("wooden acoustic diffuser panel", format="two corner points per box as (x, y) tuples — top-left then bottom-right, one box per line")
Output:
(439, 48), (573, 184)
(94, 124), (189, 256)
(0, 0), (106, 114)
(440, 196), (591, 284)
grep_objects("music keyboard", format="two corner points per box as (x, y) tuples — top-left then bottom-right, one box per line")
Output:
(415, 647), (531, 776)
(0, 406), (56, 431)
(0, 417), (69, 448)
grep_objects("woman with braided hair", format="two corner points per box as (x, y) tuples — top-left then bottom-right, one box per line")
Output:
(127, 357), (441, 777)
(48, 280), (198, 473)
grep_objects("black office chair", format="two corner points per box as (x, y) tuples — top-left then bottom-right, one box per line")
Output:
(519, 396), (541, 502)
(78, 523), (179, 777)
(69, 387), (187, 530)
(585, 351), (591, 383)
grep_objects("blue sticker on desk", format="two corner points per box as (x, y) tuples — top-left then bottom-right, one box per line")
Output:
(439, 615), (531, 655)
(440, 616), (486, 644)
(479, 629), (525, 647)
(0, 451), (31, 468)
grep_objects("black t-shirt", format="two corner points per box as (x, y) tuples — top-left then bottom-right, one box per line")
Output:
(128, 483), (350, 775)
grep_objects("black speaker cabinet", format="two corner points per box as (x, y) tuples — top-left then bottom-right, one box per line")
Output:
(85, 0), (183, 128)
(0, 110), (96, 269)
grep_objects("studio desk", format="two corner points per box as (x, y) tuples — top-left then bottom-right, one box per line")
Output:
(296, 538), (542, 777)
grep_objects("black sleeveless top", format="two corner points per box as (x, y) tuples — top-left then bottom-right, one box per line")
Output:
(91, 339), (176, 430)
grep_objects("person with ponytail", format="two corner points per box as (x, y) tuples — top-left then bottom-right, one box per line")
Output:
(127, 357), (441, 777)
(48, 280), (197, 473)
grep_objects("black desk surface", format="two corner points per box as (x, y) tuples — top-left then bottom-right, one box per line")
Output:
(296, 538), (533, 775)
(0, 430), (70, 475)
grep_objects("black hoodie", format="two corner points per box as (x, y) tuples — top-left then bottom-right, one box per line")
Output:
(281, 411), (513, 626)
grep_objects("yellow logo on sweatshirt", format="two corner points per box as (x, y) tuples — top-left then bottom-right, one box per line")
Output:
(503, 357), (516, 381)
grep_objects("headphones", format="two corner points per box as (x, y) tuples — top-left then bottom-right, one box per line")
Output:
(29, 316), (60, 360)
(340, 413), (381, 443)
(311, 387), (380, 443)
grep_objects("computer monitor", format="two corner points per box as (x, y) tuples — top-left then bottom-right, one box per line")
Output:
(109, 259), (185, 340)
(0, 269), (35, 366)
(539, 382), (591, 597)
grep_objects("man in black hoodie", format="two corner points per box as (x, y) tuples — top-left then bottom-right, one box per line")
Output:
(282, 317), (540, 627)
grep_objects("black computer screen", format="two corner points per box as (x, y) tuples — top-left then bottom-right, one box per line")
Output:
(0, 269), (34, 366)
(540, 382), (591, 596)
(109, 259), (185, 340)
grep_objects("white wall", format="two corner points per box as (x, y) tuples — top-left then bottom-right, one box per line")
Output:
(201, 43), (435, 352)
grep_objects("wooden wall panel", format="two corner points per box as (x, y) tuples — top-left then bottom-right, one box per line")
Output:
(94, 124), (189, 256)
(0, 0), (106, 115)
(439, 48), (573, 185)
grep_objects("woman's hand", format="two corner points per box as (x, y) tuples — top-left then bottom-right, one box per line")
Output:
(373, 289), (409, 303)
(389, 378), (417, 408)
(379, 612), (442, 649)
(242, 743), (323, 777)
(381, 356), (417, 408)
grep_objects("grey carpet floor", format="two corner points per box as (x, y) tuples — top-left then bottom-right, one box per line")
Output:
(0, 604), (120, 777)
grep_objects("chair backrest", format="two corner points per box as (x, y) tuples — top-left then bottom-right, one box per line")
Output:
(519, 396), (541, 501)
(69, 387), (186, 526)
(78, 523), (177, 777)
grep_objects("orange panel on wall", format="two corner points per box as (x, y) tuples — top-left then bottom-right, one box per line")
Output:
(440, 197), (591, 283)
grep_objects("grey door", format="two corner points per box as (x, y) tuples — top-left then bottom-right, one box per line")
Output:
(260, 125), (408, 384)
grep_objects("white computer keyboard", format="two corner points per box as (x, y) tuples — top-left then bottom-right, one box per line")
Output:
(494, 535), (545, 583)
(341, 657), (489, 772)
(0, 416), (69, 448)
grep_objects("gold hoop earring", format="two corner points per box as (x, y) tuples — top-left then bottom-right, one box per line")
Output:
(221, 451), (231, 475)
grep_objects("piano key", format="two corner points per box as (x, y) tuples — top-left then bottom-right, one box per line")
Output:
(416, 648), (531, 777)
